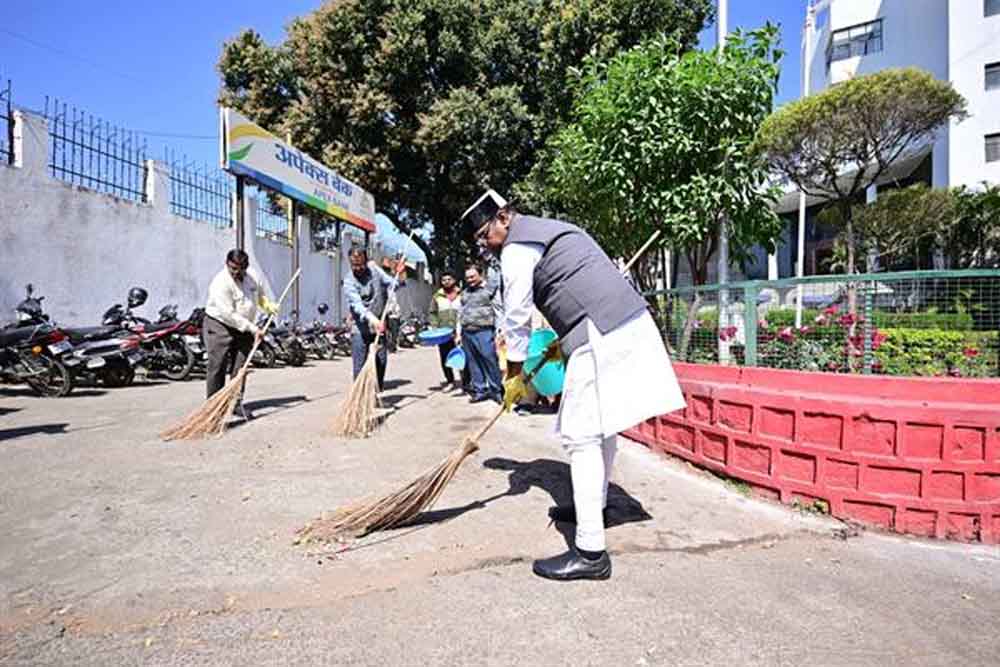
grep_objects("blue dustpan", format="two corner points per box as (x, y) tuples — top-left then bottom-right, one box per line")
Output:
(446, 347), (466, 370)
(523, 329), (565, 396)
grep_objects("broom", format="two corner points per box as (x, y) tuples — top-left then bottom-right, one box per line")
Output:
(160, 269), (302, 441)
(297, 231), (662, 542)
(332, 231), (417, 438)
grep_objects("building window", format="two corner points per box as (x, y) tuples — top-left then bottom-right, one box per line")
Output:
(828, 19), (883, 64)
(987, 0), (1000, 18)
(987, 134), (1000, 163)
(988, 63), (1000, 91)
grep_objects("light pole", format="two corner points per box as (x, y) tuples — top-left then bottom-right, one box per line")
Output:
(716, 0), (731, 364)
(795, 1), (817, 329)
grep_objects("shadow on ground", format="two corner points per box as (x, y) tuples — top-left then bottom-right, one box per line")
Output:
(0, 422), (70, 441)
(400, 457), (652, 548)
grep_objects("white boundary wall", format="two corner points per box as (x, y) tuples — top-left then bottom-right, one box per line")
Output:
(0, 112), (431, 328)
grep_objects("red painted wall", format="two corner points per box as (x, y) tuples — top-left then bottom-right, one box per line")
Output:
(623, 363), (1000, 544)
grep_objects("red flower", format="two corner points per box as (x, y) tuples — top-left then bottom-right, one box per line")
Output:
(718, 326), (738, 342)
(778, 326), (795, 342)
(823, 305), (839, 316)
(963, 347), (979, 358)
(837, 313), (856, 327)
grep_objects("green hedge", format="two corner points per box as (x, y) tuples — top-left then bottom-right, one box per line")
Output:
(765, 307), (974, 331)
(874, 328), (996, 377)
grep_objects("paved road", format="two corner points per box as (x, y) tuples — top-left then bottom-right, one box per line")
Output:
(1, 348), (998, 666)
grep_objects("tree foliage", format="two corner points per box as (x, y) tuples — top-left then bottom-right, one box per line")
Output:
(533, 25), (785, 287)
(946, 183), (1000, 269)
(217, 0), (713, 268)
(818, 184), (956, 272)
(756, 67), (967, 275)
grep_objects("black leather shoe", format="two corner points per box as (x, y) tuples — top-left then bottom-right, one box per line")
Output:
(532, 549), (611, 581)
(548, 505), (611, 525)
(468, 395), (489, 404)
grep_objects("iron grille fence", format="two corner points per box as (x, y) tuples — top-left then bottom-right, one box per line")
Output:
(252, 187), (291, 245)
(44, 97), (147, 202)
(167, 152), (233, 229)
(646, 269), (1000, 378)
(0, 76), (12, 164)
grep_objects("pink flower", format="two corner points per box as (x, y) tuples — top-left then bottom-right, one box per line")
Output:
(872, 330), (888, 351)
(797, 326), (812, 335)
(948, 368), (962, 377)
(814, 314), (829, 326)
(837, 313), (856, 327)
(758, 318), (769, 329)
(823, 305), (839, 316)
(963, 347), (979, 358)
(778, 326), (795, 342)
(718, 326), (738, 342)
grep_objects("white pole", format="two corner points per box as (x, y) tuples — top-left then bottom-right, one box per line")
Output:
(716, 0), (733, 363)
(795, 2), (814, 329)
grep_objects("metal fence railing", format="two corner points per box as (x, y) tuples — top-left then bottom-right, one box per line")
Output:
(0, 76), (11, 165)
(44, 97), (147, 203)
(252, 187), (291, 245)
(647, 269), (1000, 378)
(167, 152), (233, 229)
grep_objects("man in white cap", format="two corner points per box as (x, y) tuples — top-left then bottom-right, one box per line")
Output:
(463, 189), (685, 581)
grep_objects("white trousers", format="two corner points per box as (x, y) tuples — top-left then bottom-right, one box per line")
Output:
(559, 343), (616, 552)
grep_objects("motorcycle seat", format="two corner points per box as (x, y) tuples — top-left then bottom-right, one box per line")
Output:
(63, 325), (121, 343)
(0, 326), (42, 347)
(270, 326), (289, 336)
(141, 321), (177, 334)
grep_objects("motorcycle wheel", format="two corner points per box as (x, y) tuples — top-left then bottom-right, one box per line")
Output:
(102, 365), (135, 388)
(24, 355), (73, 398)
(288, 341), (307, 367)
(255, 343), (277, 368)
(163, 338), (196, 381)
(321, 341), (337, 360)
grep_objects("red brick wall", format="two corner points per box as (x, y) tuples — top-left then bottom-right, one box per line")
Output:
(623, 363), (1000, 544)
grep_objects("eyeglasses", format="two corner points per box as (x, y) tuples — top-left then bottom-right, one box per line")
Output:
(473, 219), (493, 243)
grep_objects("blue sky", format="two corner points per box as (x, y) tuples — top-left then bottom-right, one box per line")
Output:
(1, 1), (807, 181)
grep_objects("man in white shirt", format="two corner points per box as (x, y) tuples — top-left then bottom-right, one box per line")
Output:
(462, 189), (685, 582)
(204, 249), (275, 420)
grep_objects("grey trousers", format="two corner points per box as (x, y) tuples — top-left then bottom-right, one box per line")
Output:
(204, 316), (253, 400)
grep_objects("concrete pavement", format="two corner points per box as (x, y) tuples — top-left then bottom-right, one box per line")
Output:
(1, 347), (998, 665)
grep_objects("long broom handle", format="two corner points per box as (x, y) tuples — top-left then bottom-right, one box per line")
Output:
(474, 229), (663, 440)
(235, 268), (303, 375)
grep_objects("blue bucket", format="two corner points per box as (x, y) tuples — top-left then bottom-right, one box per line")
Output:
(445, 347), (466, 370)
(523, 329), (565, 397)
(418, 327), (454, 346)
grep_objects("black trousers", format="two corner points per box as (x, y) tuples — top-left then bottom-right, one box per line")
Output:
(204, 316), (253, 400)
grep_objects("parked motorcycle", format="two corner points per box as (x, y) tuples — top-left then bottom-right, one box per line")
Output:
(398, 313), (427, 349)
(295, 304), (338, 361)
(102, 288), (196, 381)
(157, 304), (206, 372)
(0, 285), (74, 397)
(253, 315), (306, 367)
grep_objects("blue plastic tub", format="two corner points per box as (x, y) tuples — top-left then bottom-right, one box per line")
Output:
(418, 327), (454, 346)
(445, 347), (466, 370)
(523, 329), (565, 397)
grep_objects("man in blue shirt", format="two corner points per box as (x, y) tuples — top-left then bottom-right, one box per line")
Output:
(343, 246), (405, 392)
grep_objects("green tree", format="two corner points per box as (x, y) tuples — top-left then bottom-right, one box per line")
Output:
(534, 25), (785, 289)
(818, 184), (958, 273)
(217, 0), (713, 268)
(946, 184), (1000, 269)
(756, 68), (967, 282)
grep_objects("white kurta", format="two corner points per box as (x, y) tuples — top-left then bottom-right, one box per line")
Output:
(501, 241), (686, 440)
(558, 312), (685, 440)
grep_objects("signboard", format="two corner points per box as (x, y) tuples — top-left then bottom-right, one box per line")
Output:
(220, 107), (375, 232)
